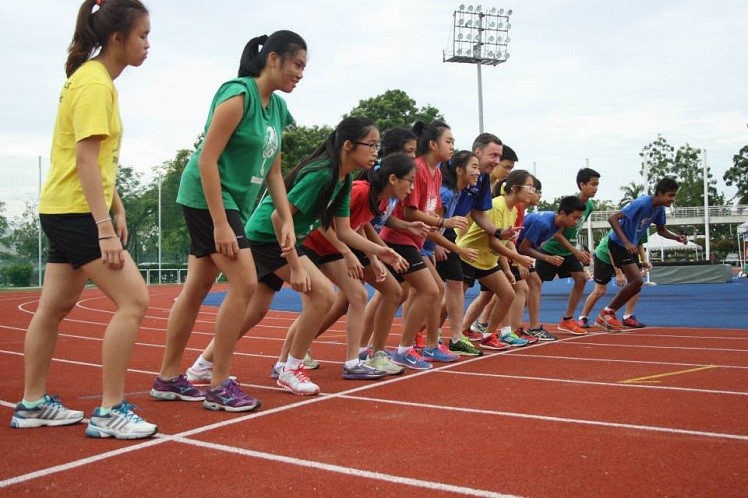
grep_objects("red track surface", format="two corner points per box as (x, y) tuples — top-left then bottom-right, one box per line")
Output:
(1, 284), (746, 497)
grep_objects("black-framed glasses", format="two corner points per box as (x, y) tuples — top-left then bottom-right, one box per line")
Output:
(353, 141), (381, 154)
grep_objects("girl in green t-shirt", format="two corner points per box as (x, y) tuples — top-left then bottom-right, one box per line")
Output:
(196, 117), (407, 396)
(152, 31), (307, 412)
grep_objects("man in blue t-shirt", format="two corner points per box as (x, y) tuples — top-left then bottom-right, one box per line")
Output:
(595, 177), (686, 330)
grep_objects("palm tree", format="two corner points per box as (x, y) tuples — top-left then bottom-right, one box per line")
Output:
(619, 182), (645, 207)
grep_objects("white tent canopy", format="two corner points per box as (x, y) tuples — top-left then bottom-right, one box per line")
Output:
(645, 231), (702, 260)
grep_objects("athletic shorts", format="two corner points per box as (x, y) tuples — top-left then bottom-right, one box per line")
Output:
(607, 240), (640, 268)
(182, 206), (250, 258)
(509, 263), (524, 282)
(384, 243), (426, 282)
(461, 260), (500, 288)
(480, 264), (533, 290)
(593, 253), (643, 285)
(248, 241), (288, 292)
(435, 250), (464, 282)
(300, 246), (371, 268)
(40, 213), (102, 269)
(534, 250), (584, 281)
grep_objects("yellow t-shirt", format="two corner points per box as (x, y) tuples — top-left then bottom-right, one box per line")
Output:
(40, 60), (121, 214)
(457, 196), (517, 270)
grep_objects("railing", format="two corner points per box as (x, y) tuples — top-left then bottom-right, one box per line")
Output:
(589, 204), (748, 222)
(138, 268), (188, 285)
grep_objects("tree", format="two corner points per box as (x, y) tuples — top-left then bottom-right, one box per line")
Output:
(724, 144), (748, 204)
(115, 165), (153, 262)
(9, 201), (42, 262)
(619, 182), (645, 207)
(639, 136), (724, 207)
(281, 124), (333, 175)
(0, 200), (9, 248)
(344, 89), (445, 133)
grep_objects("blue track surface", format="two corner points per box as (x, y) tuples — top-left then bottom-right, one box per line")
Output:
(203, 277), (748, 330)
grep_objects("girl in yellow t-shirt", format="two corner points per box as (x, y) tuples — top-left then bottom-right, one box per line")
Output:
(12, 0), (156, 440)
(457, 169), (535, 350)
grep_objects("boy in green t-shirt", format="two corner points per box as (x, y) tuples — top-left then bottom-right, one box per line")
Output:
(534, 168), (599, 335)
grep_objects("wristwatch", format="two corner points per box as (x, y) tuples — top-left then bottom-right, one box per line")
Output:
(494, 228), (503, 239)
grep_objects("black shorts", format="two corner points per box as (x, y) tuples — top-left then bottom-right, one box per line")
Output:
(480, 264), (533, 290)
(461, 260), (500, 288)
(435, 250), (464, 282)
(40, 213), (102, 269)
(384, 243), (426, 282)
(248, 241), (288, 292)
(535, 250), (584, 281)
(299, 246), (344, 266)
(593, 252), (643, 285)
(608, 240), (639, 267)
(182, 206), (250, 258)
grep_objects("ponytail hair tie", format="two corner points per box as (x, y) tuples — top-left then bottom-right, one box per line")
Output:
(373, 163), (381, 172)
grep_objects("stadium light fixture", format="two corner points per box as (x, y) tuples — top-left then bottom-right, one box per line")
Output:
(443, 5), (513, 132)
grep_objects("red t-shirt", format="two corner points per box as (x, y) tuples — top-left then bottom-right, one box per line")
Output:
(515, 202), (525, 227)
(303, 180), (376, 256)
(380, 156), (442, 250)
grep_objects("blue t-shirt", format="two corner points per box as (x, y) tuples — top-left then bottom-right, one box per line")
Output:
(517, 211), (557, 249)
(609, 195), (666, 246)
(371, 197), (398, 233)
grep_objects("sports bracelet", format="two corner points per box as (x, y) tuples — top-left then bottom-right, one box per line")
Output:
(98, 236), (116, 241)
(95, 218), (112, 225)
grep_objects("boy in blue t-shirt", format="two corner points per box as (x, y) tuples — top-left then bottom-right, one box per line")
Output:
(517, 196), (587, 340)
(595, 177), (686, 329)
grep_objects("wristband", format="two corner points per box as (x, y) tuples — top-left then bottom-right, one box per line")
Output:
(95, 218), (112, 225)
(494, 228), (503, 239)
(98, 236), (116, 241)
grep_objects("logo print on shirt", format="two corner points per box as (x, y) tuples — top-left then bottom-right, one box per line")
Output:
(259, 126), (279, 177)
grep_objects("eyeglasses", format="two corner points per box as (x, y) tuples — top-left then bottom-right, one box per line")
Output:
(353, 141), (381, 154)
(518, 185), (537, 193)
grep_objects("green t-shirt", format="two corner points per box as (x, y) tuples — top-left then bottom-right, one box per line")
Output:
(245, 161), (351, 243)
(542, 197), (594, 256)
(596, 231), (647, 265)
(177, 77), (293, 223)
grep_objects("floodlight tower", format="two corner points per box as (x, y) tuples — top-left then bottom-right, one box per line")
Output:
(444, 5), (512, 132)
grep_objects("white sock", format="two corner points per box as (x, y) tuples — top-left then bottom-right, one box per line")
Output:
(274, 361), (286, 370)
(193, 356), (213, 370)
(623, 314), (632, 320)
(397, 345), (410, 355)
(344, 359), (359, 369)
(358, 346), (369, 356)
(500, 326), (512, 338)
(285, 355), (302, 372)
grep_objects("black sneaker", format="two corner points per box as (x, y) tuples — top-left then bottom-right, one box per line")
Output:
(528, 325), (557, 341)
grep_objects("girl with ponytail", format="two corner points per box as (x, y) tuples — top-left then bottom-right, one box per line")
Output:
(195, 117), (406, 395)
(153, 30), (307, 412)
(379, 120), (469, 369)
(13, 0), (156, 439)
(273, 152), (414, 379)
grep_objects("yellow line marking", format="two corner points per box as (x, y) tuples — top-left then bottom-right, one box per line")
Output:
(619, 365), (717, 384)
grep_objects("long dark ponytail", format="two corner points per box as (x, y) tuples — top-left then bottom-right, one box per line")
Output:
(238, 30), (306, 78)
(284, 116), (377, 228)
(66, 0), (148, 77)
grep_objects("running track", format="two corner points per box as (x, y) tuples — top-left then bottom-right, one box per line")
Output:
(0, 284), (746, 497)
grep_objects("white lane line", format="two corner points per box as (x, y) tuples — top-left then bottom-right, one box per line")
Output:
(338, 395), (748, 442)
(514, 352), (748, 369)
(552, 341), (748, 353)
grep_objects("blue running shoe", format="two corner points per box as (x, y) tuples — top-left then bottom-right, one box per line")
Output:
(390, 348), (432, 370)
(500, 331), (529, 347)
(422, 344), (460, 362)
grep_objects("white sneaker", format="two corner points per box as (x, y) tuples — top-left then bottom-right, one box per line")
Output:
(303, 351), (320, 370)
(85, 400), (157, 439)
(186, 365), (212, 383)
(10, 394), (84, 428)
(277, 365), (320, 396)
(365, 350), (404, 375)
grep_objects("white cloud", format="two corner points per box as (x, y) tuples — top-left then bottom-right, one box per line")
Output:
(1, 0), (746, 212)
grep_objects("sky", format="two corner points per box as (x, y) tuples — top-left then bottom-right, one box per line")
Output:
(1, 0), (747, 217)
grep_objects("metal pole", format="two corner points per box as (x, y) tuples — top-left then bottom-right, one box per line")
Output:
(703, 149), (710, 261)
(37, 156), (42, 287)
(157, 175), (162, 285)
(476, 12), (484, 133)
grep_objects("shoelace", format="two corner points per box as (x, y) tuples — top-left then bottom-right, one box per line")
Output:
(113, 401), (144, 423)
(406, 348), (425, 360)
(292, 366), (312, 382)
(44, 394), (64, 409)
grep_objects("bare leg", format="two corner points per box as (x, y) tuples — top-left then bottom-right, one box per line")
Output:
(22, 263), (88, 401)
